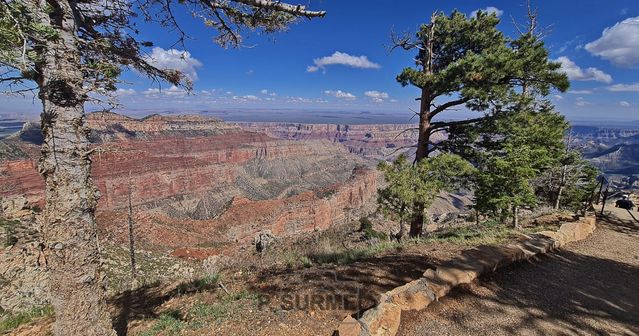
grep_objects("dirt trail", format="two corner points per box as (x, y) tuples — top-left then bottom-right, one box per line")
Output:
(398, 208), (639, 336)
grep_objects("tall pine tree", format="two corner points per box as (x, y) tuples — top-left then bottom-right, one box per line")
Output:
(391, 10), (568, 236)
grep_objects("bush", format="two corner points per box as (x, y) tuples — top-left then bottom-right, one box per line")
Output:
(309, 241), (400, 265)
(139, 310), (186, 336)
(358, 217), (387, 240)
(0, 305), (54, 334)
(362, 228), (388, 241)
(358, 217), (373, 231)
(0, 218), (19, 247)
(176, 273), (220, 294)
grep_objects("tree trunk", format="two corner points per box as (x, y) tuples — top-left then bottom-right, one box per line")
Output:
(512, 205), (520, 229)
(409, 210), (424, 238)
(34, 1), (114, 334)
(554, 185), (563, 210)
(128, 184), (137, 285)
(554, 163), (568, 210)
(408, 89), (433, 238)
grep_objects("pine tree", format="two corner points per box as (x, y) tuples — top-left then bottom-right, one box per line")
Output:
(391, 10), (568, 235)
(0, 1), (324, 334)
(378, 153), (475, 238)
(472, 101), (568, 227)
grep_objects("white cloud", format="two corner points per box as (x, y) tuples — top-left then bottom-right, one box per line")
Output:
(115, 88), (136, 96)
(233, 95), (260, 101)
(568, 89), (594, 94)
(471, 6), (503, 18)
(553, 94), (564, 100)
(620, 101), (631, 107)
(143, 85), (187, 97)
(142, 47), (202, 81)
(620, 8), (628, 15)
(364, 90), (389, 103)
(575, 97), (590, 107)
(555, 57), (613, 83)
(324, 90), (356, 100)
(307, 51), (381, 73)
(260, 89), (277, 96)
(287, 96), (313, 103)
(607, 83), (639, 92)
(585, 16), (639, 66)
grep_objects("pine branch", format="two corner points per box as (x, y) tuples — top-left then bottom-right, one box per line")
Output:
(430, 97), (471, 116)
(431, 117), (485, 130)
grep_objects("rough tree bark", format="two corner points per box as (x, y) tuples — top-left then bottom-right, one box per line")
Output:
(34, 0), (114, 334)
(128, 183), (137, 284)
(408, 18), (436, 238)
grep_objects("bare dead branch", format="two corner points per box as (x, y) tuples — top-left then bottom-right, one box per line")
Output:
(393, 127), (419, 140)
(229, 0), (326, 18)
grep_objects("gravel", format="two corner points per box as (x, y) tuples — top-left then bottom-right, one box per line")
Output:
(398, 208), (639, 336)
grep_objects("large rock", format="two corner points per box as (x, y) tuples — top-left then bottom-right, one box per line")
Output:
(358, 300), (401, 336)
(336, 316), (363, 336)
(254, 230), (276, 253)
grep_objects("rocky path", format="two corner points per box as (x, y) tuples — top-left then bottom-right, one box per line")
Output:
(398, 208), (639, 336)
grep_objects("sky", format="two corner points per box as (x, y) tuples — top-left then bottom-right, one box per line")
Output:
(2, 0), (639, 125)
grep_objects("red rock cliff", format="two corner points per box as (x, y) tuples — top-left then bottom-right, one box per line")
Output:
(0, 112), (378, 249)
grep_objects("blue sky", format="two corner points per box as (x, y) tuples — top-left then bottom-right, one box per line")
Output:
(2, 0), (639, 124)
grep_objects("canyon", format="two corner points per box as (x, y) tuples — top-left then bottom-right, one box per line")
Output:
(571, 126), (639, 175)
(235, 122), (425, 159)
(0, 112), (387, 252)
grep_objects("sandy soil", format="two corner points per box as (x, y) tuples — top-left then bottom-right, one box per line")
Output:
(398, 208), (639, 336)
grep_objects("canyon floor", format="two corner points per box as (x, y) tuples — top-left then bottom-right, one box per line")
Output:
(398, 208), (639, 336)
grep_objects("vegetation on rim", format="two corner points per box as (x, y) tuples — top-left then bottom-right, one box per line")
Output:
(379, 6), (597, 236)
(0, 0), (325, 334)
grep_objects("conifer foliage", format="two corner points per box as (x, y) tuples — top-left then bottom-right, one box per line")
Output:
(382, 9), (570, 235)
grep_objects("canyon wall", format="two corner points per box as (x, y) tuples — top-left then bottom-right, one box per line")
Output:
(235, 122), (430, 159)
(0, 112), (378, 251)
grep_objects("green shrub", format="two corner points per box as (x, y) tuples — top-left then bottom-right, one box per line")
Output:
(299, 255), (313, 268)
(310, 241), (400, 265)
(176, 273), (220, 294)
(358, 217), (373, 231)
(138, 310), (186, 336)
(0, 217), (19, 247)
(187, 290), (259, 326)
(0, 305), (53, 334)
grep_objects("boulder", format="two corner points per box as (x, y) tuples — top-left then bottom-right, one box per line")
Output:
(359, 300), (401, 336)
(254, 230), (276, 253)
(336, 316), (363, 336)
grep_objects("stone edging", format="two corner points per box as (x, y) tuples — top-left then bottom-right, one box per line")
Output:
(334, 214), (597, 336)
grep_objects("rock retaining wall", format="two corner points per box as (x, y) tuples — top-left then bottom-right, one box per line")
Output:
(335, 214), (597, 336)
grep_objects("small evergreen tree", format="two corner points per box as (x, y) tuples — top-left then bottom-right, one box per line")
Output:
(472, 101), (568, 227)
(378, 154), (475, 238)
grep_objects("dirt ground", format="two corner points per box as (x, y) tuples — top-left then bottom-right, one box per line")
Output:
(398, 208), (639, 336)
(5, 213), (573, 336)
